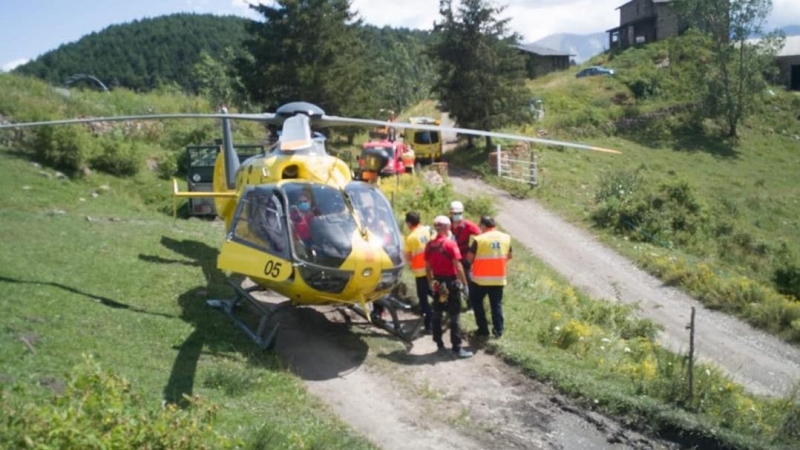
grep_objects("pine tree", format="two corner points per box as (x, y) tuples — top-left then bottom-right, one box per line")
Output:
(430, 0), (529, 150)
(238, 0), (366, 116)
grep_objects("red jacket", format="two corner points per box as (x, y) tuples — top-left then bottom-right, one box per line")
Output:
(425, 235), (462, 277)
(452, 219), (480, 257)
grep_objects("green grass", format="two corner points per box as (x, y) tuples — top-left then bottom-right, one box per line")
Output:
(473, 239), (799, 450)
(0, 148), (373, 448)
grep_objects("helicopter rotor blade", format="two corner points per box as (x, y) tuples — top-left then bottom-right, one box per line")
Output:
(0, 113), (280, 129)
(317, 116), (621, 154)
(0, 109), (619, 154)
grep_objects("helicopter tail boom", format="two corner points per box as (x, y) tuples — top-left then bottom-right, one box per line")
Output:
(172, 179), (237, 218)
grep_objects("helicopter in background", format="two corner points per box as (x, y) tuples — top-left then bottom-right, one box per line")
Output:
(0, 101), (620, 349)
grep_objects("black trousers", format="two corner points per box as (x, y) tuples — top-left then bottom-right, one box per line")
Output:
(415, 276), (433, 330)
(432, 277), (464, 351)
(470, 284), (505, 337)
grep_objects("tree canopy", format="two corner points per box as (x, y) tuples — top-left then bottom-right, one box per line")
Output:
(14, 14), (250, 93)
(237, 0), (366, 116)
(673, 0), (785, 137)
(429, 0), (529, 150)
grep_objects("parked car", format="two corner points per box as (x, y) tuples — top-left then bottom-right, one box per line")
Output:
(576, 66), (615, 78)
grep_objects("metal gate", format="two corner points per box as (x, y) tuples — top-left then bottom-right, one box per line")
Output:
(493, 144), (538, 187)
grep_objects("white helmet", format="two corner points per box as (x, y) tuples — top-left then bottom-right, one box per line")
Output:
(449, 201), (464, 214)
(433, 215), (451, 228)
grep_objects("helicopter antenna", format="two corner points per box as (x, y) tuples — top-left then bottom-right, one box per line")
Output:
(220, 106), (239, 190)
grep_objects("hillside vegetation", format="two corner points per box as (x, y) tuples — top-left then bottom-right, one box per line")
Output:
(14, 14), (250, 92)
(450, 35), (800, 343)
(12, 14), (437, 117)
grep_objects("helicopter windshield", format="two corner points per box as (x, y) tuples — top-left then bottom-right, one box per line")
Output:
(344, 182), (404, 267)
(283, 182), (357, 267)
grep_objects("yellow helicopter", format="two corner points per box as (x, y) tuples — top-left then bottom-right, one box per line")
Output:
(0, 101), (620, 349)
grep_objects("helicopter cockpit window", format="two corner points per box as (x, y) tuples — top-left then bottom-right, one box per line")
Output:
(282, 182), (356, 268)
(230, 187), (290, 261)
(345, 182), (404, 267)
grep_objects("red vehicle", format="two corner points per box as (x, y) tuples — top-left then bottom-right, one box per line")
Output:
(357, 140), (414, 182)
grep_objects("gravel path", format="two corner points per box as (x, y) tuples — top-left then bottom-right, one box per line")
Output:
(446, 169), (800, 397)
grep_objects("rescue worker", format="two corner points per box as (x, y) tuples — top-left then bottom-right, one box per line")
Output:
(449, 201), (481, 309)
(426, 215), (473, 358)
(401, 145), (415, 174)
(404, 211), (433, 333)
(289, 193), (314, 244)
(467, 216), (512, 338)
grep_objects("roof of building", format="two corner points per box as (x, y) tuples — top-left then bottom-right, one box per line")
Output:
(616, 0), (672, 11)
(746, 35), (800, 57)
(777, 35), (800, 57)
(514, 43), (573, 57)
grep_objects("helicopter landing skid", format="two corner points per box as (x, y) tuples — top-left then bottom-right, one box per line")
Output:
(349, 295), (423, 342)
(206, 280), (288, 351)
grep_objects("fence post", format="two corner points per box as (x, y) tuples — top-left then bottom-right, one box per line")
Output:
(687, 306), (696, 403)
(529, 150), (538, 187)
(496, 144), (501, 177)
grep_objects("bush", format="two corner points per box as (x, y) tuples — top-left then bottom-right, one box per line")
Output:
(592, 174), (711, 249)
(774, 262), (800, 299)
(0, 356), (237, 449)
(90, 139), (141, 176)
(32, 126), (95, 175)
(155, 151), (179, 180)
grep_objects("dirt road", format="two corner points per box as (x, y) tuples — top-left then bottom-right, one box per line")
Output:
(249, 284), (672, 450)
(447, 172), (800, 397)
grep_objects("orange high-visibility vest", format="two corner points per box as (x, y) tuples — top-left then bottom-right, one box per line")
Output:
(401, 149), (415, 168)
(405, 224), (432, 277)
(471, 229), (511, 286)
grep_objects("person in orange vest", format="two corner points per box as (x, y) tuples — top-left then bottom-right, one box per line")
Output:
(403, 211), (434, 333)
(426, 215), (473, 358)
(467, 216), (512, 338)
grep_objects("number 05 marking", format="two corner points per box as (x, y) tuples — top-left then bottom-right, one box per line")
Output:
(264, 260), (282, 278)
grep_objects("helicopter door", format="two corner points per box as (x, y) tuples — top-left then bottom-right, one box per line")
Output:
(218, 186), (293, 282)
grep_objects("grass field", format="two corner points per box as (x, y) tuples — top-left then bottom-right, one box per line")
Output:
(0, 147), (373, 448)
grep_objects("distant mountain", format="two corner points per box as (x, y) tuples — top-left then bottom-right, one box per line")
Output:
(532, 32), (608, 64)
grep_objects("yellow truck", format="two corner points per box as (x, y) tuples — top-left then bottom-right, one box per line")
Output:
(406, 117), (442, 163)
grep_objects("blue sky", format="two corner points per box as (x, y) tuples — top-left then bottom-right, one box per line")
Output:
(2, 0), (799, 72)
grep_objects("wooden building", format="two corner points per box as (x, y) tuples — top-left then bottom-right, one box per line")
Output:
(777, 36), (800, 91)
(514, 43), (572, 79)
(606, 0), (681, 50)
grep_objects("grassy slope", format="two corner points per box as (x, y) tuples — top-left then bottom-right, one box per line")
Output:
(447, 42), (800, 342)
(0, 149), (373, 448)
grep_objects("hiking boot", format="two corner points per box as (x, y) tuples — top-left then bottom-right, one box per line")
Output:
(455, 348), (473, 358)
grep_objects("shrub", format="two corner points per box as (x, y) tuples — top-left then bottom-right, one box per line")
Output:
(774, 262), (800, 299)
(90, 139), (141, 176)
(592, 174), (711, 249)
(32, 126), (94, 175)
(155, 151), (179, 180)
(0, 356), (237, 449)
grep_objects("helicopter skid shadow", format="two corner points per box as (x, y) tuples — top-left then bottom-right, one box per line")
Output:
(269, 305), (369, 381)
